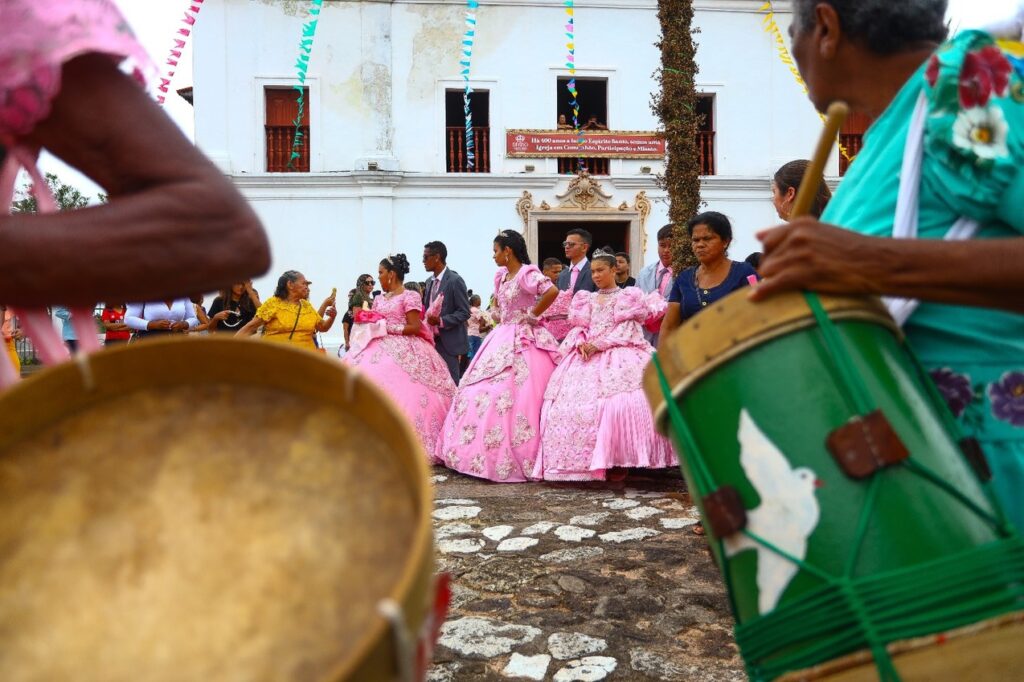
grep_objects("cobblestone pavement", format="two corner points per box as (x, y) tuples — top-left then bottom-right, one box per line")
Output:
(428, 466), (747, 681)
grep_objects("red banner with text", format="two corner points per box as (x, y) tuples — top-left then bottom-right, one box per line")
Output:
(506, 130), (666, 159)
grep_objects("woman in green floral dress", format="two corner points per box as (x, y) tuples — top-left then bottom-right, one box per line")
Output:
(753, 0), (1024, 529)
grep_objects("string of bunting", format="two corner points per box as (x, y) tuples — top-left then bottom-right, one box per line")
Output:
(288, 0), (325, 169)
(157, 0), (204, 105)
(460, 0), (479, 168)
(759, 1), (853, 163)
(564, 0), (585, 171)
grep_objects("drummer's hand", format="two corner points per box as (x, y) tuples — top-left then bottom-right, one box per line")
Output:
(751, 219), (881, 302)
(148, 320), (172, 331)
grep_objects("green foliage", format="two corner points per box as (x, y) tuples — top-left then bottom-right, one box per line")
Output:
(652, 0), (702, 272)
(11, 173), (96, 213)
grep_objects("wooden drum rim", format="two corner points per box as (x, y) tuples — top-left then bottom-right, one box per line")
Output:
(0, 337), (435, 681)
(643, 291), (901, 434)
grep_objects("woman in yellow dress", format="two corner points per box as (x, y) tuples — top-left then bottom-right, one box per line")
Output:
(236, 271), (336, 351)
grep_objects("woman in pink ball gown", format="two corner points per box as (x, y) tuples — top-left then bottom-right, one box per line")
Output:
(345, 253), (455, 456)
(435, 230), (559, 482)
(534, 248), (676, 481)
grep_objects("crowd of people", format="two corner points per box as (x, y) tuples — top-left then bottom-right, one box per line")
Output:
(0, 0), (1021, 523)
(1, 158), (837, 490)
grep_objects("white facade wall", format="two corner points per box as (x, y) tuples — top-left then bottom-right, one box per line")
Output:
(192, 0), (833, 347)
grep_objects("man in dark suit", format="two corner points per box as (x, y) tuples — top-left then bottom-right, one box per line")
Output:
(423, 241), (470, 383)
(557, 228), (598, 293)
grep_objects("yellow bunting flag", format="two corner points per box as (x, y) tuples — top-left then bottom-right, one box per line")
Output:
(760, 1), (853, 163)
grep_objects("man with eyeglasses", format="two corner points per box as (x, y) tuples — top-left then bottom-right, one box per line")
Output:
(556, 228), (597, 293)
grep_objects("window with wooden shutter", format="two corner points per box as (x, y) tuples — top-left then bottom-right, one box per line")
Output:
(265, 87), (310, 172)
(445, 90), (490, 173)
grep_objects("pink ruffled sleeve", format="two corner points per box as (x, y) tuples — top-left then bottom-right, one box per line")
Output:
(0, 0), (155, 138)
(401, 290), (424, 315)
(612, 287), (668, 325)
(611, 287), (648, 324)
(520, 265), (554, 297)
(566, 291), (592, 329)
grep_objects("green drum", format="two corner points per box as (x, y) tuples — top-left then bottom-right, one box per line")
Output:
(644, 291), (1024, 682)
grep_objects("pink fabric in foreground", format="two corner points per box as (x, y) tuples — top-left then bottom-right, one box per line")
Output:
(344, 290), (455, 456)
(534, 287), (676, 481)
(0, 0), (155, 137)
(0, 0), (153, 388)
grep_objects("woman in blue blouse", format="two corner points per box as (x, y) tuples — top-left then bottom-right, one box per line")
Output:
(658, 212), (758, 349)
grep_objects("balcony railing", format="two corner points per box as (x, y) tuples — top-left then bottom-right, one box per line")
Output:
(266, 125), (310, 172)
(446, 127), (491, 173)
(557, 158), (610, 175)
(696, 131), (715, 176)
(839, 133), (863, 175)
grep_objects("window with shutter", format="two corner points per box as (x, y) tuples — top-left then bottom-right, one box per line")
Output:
(265, 87), (310, 172)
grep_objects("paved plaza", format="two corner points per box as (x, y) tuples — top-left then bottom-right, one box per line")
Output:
(428, 467), (746, 681)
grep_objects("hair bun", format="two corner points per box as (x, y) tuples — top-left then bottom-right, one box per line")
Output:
(391, 253), (411, 276)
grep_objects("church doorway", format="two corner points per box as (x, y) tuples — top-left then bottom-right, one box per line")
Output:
(537, 220), (631, 268)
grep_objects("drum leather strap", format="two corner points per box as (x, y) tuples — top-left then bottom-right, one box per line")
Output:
(885, 92), (979, 326)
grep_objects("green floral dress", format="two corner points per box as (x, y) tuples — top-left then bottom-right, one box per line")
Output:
(822, 31), (1024, 529)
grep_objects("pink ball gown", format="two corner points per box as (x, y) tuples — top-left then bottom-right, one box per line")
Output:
(345, 290), (455, 456)
(435, 265), (559, 482)
(533, 286), (677, 481)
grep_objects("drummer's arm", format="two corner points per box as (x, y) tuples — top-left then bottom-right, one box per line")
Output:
(754, 219), (1024, 314)
(657, 303), (682, 354)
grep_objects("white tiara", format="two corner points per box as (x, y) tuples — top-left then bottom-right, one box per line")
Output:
(498, 230), (511, 238)
(591, 248), (616, 260)
(384, 254), (395, 265)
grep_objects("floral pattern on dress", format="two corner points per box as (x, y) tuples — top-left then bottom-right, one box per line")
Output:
(432, 264), (558, 482)
(484, 425), (504, 450)
(512, 414), (535, 447)
(989, 371), (1024, 426)
(924, 31), (1022, 187)
(929, 367), (975, 418)
(535, 287), (676, 481)
(495, 390), (514, 415)
(475, 393), (491, 418)
(344, 289), (455, 456)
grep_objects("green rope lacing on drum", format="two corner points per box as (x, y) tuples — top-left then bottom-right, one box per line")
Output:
(650, 294), (1024, 682)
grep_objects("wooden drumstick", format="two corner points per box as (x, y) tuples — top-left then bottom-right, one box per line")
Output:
(790, 101), (849, 219)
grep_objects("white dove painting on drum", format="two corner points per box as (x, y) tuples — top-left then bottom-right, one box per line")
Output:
(724, 409), (821, 616)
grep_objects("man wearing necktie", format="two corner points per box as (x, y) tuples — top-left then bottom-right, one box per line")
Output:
(637, 224), (676, 346)
(422, 240), (470, 383)
(556, 228), (597, 293)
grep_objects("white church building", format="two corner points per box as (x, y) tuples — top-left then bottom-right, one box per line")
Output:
(190, 0), (849, 347)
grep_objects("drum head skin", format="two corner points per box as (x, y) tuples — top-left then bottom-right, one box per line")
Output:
(0, 339), (434, 682)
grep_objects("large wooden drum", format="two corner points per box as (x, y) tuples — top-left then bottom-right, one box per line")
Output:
(645, 291), (1024, 681)
(0, 338), (439, 681)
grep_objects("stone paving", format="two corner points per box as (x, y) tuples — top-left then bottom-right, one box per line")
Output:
(428, 466), (747, 681)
